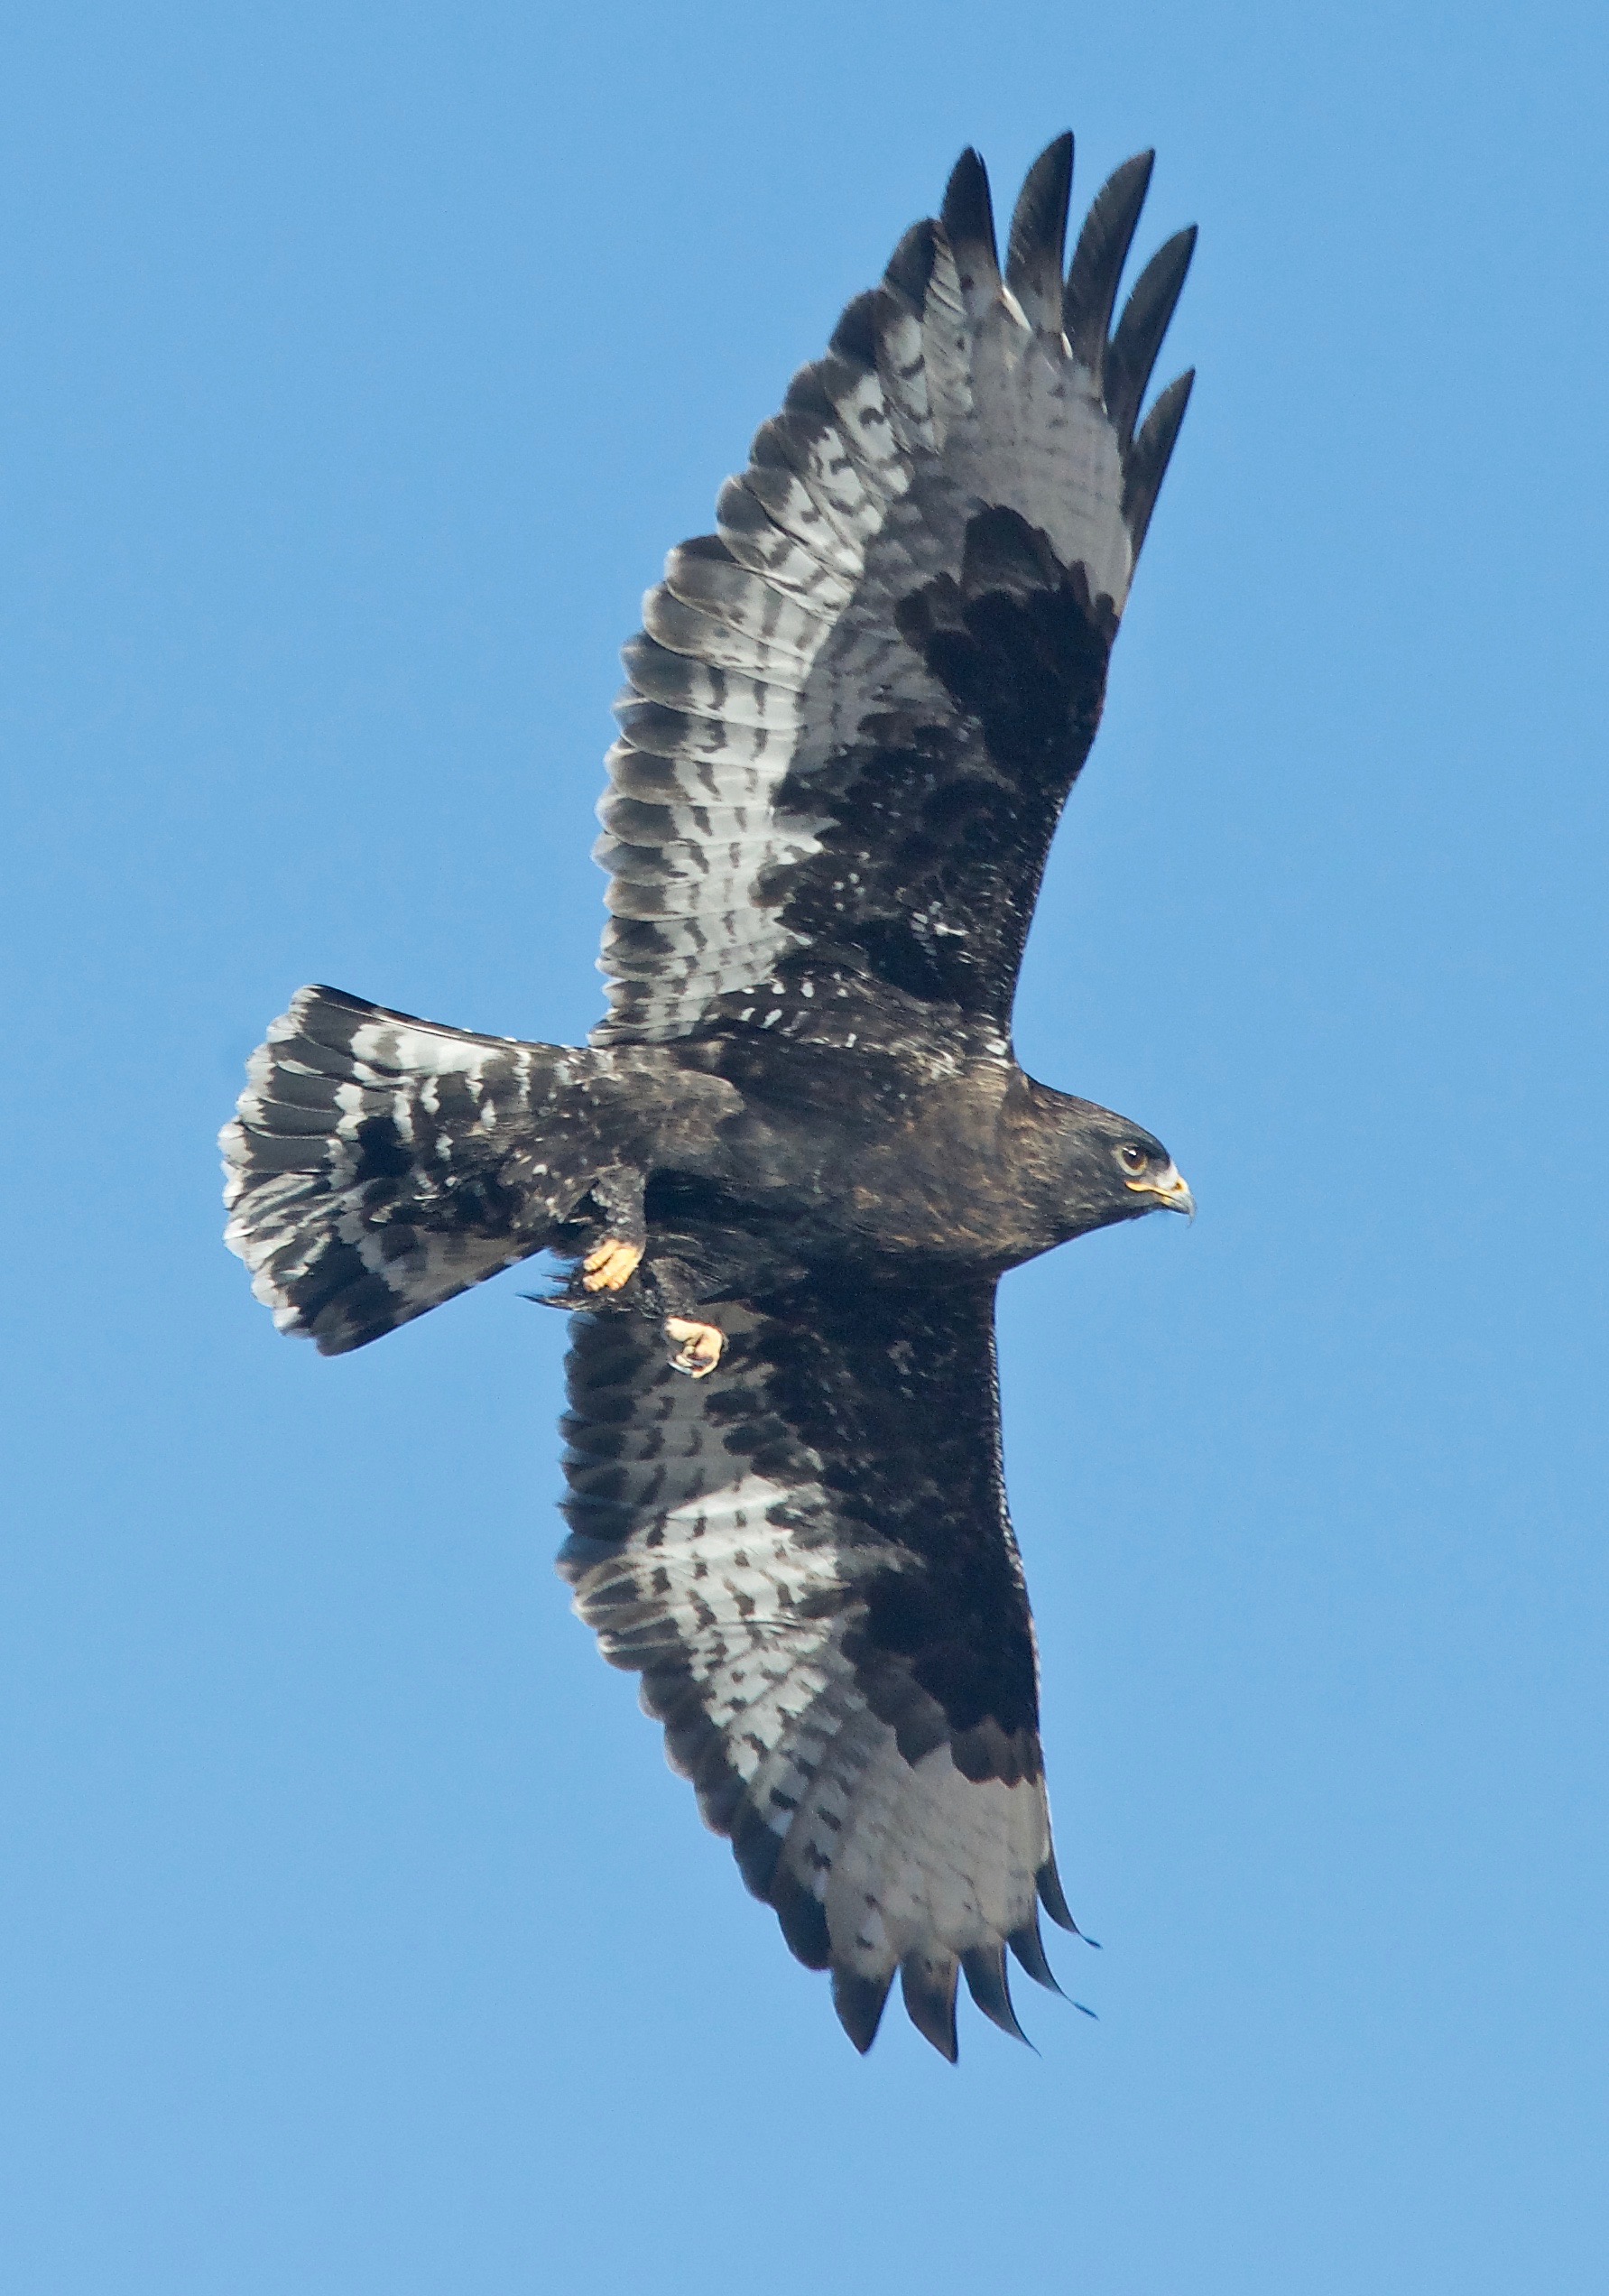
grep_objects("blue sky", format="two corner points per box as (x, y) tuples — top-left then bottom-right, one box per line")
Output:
(4, 2), (1606, 2288)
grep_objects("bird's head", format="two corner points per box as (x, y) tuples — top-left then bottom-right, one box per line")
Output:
(1031, 1088), (1196, 1241)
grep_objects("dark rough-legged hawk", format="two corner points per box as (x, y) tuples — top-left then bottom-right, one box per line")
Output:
(223, 133), (1197, 2059)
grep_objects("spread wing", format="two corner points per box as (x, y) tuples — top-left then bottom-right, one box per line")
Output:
(557, 1270), (1082, 2058)
(592, 135), (1194, 1049)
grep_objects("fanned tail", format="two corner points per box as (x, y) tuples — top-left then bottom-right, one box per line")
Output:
(221, 986), (597, 1354)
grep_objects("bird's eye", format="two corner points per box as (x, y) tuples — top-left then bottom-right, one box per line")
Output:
(1119, 1143), (1149, 1173)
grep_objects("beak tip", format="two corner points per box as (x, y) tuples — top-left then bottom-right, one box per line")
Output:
(1122, 1161), (1195, 1219)
(1152, 1162), (1196, 1218)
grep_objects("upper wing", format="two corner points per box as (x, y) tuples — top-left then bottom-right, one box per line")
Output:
(557, 1269), (1081, 2058)
(593, 135), (1195, 1048)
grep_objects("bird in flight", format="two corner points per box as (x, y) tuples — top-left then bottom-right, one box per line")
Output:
(223, 132), (1197, 2060)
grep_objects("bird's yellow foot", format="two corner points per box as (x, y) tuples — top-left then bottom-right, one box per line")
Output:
(665, 1317), (725, 1378)
(582, 1236), (644, 1292)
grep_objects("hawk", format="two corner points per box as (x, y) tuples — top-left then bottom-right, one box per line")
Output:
(223, 133), (1197, 2059)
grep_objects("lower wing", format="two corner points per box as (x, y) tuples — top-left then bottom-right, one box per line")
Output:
(557, 1265), (1082, 2057)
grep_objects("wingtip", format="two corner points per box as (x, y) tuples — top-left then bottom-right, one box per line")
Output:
(942, 144), (990, 223)
(940, 145), (1000, 293)
(832, 1967), (893, 2055)
(1124, 366), (1195, 557)
(1065, 148), (1159, 370)
(1008, 1917), (1065, 1995)
(1004, 133), (1076, 330)
(828, 287), (883, 370)
(883, 218), (938, 315)
(1102, 147), (1157, 218)
(901, 1951), (960, 2062)
(1106, 224), (1198, 443)
(769, 1867), (833, 1970)
(1013, 129), (1075, 241)
(1117, 148), (1159, 205)
(1037, 1850), (1079, 1932)
(962, 1943), (1032, 2046)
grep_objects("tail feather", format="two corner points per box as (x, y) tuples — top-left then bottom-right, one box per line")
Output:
(222, 986), (597, 1354)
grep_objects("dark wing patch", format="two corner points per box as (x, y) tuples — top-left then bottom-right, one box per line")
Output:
(592, 137), (1195, 1047)
(557, 1272), (1078, 2057)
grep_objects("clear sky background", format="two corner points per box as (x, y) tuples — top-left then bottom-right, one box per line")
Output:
(4, 4), (1606, 2290)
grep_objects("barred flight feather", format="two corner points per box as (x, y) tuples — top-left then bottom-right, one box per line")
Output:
(592, 140), (1193, 1047)
(558, 1274), (1079, 2057)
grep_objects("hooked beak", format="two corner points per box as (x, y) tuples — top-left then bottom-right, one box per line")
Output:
(1125, 1161), (1196, 1220)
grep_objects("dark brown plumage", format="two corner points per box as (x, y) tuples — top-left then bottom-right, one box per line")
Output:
(222, 134), (1197, 2058)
